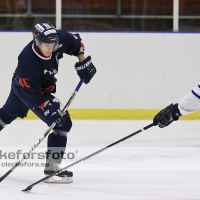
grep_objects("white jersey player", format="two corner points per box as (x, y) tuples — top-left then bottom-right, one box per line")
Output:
(153, 81), (200, 128)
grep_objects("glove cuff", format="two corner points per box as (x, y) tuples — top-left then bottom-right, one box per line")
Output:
(172, 103), (181, 120)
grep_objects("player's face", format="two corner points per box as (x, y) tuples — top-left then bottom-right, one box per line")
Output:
(39, 43), (55, 57)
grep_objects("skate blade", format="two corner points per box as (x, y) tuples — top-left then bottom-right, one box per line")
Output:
(43, 176), (73, 184)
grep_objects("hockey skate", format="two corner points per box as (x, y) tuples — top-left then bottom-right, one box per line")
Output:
(43, 157), (73, 184)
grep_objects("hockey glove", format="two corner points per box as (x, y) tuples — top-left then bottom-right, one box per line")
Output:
(43, 102), (65, 126)
(75, 56), (96, 84)
(153, 103), (181, 128)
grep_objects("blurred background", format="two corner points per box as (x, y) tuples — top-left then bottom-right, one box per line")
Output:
(1, 1), (200, 120)
(1, 0), (200, 32)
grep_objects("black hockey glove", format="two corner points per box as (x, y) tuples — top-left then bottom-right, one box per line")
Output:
(75, 56), (96, 84)
(153, 103), (181, 128)
(43, 102), (65, 126)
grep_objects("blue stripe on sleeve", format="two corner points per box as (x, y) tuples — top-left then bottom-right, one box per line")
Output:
(192, 90), (200, 99)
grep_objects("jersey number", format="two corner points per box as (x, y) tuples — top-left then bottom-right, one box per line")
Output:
(18, 78), (31, 88)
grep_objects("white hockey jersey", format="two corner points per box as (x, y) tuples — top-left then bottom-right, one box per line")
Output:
(178, 80), (200, 115)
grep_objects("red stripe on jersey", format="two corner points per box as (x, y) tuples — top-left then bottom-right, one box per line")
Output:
(39, 103), (45, 109)
(40, 86), (55, 93)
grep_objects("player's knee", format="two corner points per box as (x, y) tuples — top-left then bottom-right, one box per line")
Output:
(61, 111), (72, 132)
(0, 108), (16, 130)
(64, 117), (72, 132)
(54, 116), (72, 133)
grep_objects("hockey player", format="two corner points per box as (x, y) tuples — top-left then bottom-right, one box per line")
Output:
(0, 22), (96, 183)
(153, 82), (200, 128)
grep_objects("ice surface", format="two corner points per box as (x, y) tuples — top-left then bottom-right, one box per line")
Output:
(0, 120), (200, 200)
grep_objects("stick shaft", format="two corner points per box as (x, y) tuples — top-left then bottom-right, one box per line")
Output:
(22, 123), (154, 191)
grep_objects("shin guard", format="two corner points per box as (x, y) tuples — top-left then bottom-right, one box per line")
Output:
(47, 131), (68, 164)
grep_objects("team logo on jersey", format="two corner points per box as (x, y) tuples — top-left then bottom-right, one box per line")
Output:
(54, 44), (62, 51)
(53, 69), (58, 74)
(44, 69), (58, 75)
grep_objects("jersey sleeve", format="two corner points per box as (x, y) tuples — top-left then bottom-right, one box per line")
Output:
(178, 80), (200, 115)
(57, 29), (85, 56)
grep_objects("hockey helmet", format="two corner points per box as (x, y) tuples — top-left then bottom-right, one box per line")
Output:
(33, 22), (59, 51)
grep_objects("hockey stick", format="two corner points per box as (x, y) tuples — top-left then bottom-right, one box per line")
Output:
(22, 123), (154, 191)
(0, 79), (84, 182)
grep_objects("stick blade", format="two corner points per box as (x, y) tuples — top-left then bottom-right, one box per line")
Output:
(22, 185), (33, 192)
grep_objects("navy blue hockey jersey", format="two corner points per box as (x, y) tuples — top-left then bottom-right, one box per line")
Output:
(12, 30), (84, 108)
